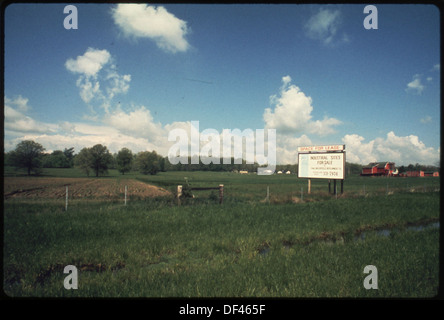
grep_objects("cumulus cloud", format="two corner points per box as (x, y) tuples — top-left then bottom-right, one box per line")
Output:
(406, 74), (425, 94)
(5, 94), (440, 167)
(342, 134), (376, 164)
(264, 75), (341, 136)
(111, 3), (190, 53)
(4, 96), (57, 135)
(105, 69), (131, 101)
(275, 134), (312, 165)
(103, 106), (166, 144)
(304, 8), (348, 45)
(65, 48), (111, 77)
(65, 48), (131, 112)
(342, 131), (439, 166)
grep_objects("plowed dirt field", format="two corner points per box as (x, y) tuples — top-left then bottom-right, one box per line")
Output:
(4, 177), (171, 200)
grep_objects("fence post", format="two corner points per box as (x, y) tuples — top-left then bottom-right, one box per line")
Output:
(65, 186), (68, 211)
(177, 185), (182, 206)
(266, 186), (270, 203)
(219, 184), (224, 204)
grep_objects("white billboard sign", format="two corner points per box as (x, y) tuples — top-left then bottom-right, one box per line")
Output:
(297, 145), (345, 153)
(298, 152), (345, 180)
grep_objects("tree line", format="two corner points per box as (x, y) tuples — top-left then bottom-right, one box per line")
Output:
(4, 140), (165, 177)
(4, 140), (263, 176)
(4, 140), (440, 176)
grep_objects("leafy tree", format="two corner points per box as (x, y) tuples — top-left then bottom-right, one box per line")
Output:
(63, 147), (75, 167)
(9, 140), (45, 175)
(89, 144), (113, 177)
(74, 147), (92, 176)
(74, 145), (113, 177)
(42, 150), (71, 168)
(116, 148), (133, 175)
(135, 150), (161, 175)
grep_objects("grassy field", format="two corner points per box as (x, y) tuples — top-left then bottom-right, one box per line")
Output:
(2, 168), (441, 298)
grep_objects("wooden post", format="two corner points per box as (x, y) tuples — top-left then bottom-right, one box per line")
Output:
(336, 183), (338, 200)
(266, 186), (270, 203)
(308, 179), (311, 194)
(333, 180), (337, 195)
(65, 186), (68, 211)
(328, 179), (331, 194)
(341, 180), (344, 194)
(301, 186), (303, 201)
(177, 185), (182, 206)
(219, 184), (224, 204)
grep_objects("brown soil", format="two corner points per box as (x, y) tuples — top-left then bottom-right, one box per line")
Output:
(4, 177), (171, 200)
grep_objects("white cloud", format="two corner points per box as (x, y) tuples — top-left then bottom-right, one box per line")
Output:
(111, 3), (190, 53)
(420, 115), (432, 124)
(58, 121), (76, 135)
(65, 48), (131, 112)
(342, 131), (439, 166)
(276, 134), (312, 164)
(342, 134), (376, 164)
(263, 76), (341, 136)
(5, 95), (440, 166)
(103, 106), (166, 143)
(432, 63), (440, 71)
(305, 8), (348, 45)
(5, 95), (30, 113)
(406, 74), (425, 94)
(65, 48), (111, 77)
(4, 96), (57, 135)
(106, 69), (131, 100)
(76, 77), (101, 104)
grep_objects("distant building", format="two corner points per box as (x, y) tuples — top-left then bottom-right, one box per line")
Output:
(399, 171), (439, 177)
(361, 162), (397, 176)
(403, 171), (424, 177)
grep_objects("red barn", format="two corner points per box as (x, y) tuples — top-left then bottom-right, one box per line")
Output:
(361, 162), (397, 176)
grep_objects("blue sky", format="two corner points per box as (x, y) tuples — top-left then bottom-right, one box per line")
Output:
(3, 3), (441, 165)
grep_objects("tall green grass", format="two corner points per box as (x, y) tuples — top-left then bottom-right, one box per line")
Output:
(3, 191), (440, 297)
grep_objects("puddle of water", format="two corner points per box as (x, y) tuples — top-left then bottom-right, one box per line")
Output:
(259, 221), (440, 256)
(407, 221), (440, 232)
(258, 247), (270, 256)
(356, 228), (397, 241)
(355, 221), (439, 242)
